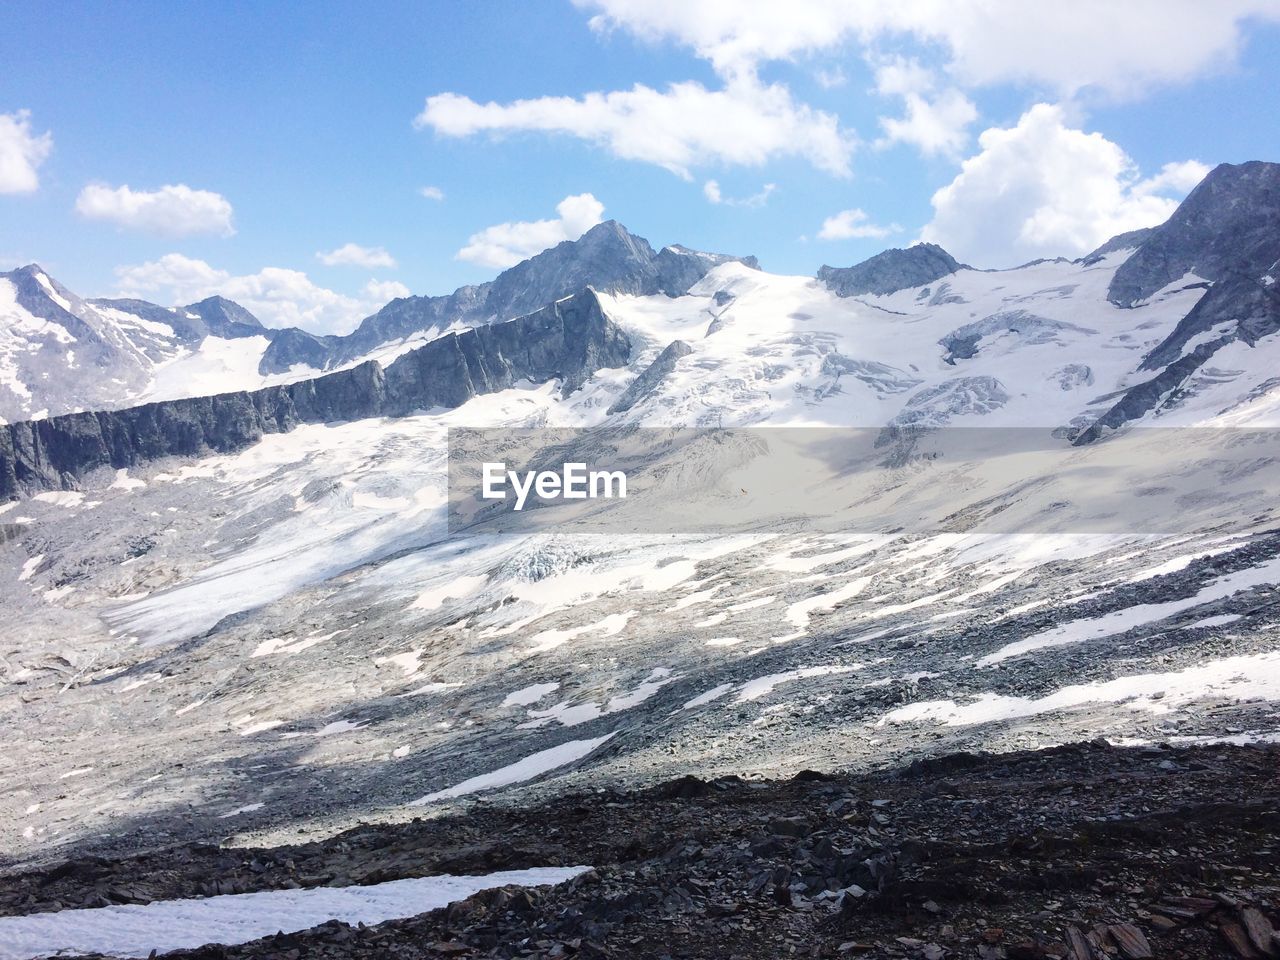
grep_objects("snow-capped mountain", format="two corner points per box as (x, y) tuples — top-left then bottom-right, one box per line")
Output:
(4, 161), (1280, 873)
(0, 267), (280, 423)
(0, 223), (758, 425)
(256, 220), (759, 373)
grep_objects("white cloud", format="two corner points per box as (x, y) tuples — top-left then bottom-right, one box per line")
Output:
(417, 76), (853, 179)
(316, 243), (398, 269)
(420, 185), (445, 200)
(872, 59), (976, 157)
(0, 110), (53, 194)
(113, 253), (404, 335)
(75, 183), (235, 237)
(575, 0), (1280, 98)
(920, 103), (1209, 268)
(817, 208), (900, 241)
(703, 179), (776, 207)
(456, 193), (605, 269)
(1131, 160), (1213, 197)
(877, 88), (977, 157)
(363, 278), (411, 302)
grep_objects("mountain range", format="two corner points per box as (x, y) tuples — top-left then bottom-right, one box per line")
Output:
(4, 161), (1280, 926)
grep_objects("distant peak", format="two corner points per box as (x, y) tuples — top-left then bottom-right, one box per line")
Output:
(818, 243), (963, 298)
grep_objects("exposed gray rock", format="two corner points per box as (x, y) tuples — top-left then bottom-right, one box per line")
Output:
(182, 296), (269, 339)
(90, 295), (269, 343)
(888, 376), (1009, 430)
(0, 290), (631, 499)
(818, 243), (964, 298)
(1108, 161), (1280, 305)
(939, 310), (1097, 364)
(607, 340), (693, 414)
(1080, 226), (1157, 264)
(259, 327), (339, 372)
(819, 354), (922, 394)
(1074, 271), (1280, 443)
(262, 222), (757, 374)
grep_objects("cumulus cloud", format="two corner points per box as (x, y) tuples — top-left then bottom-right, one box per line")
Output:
(703, 179), (776, 207)
(419, 185), (445, 200)
(363, 278), (411, 302)
(575, 0), (1280, 98)
(920, 104), (1209, 268)
(76, 183), (235, 237)
(872, 59), (976, 157)
(456, 193), (605, 269)
(113, 253), (406, 334)
(316, 243), (398, 269)
(817, 208), (900, 241)
(417, 77), (853, 179)
(0, 110), (53, 194)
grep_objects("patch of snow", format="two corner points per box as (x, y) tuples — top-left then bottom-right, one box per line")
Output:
(217, 802), (264, 819)
(529, 610), (636, 653)
(881, 652), (1280, 727)
(251, 630), (343, 658)
(18, 554), (42, 582)
(0, 867), (589, 960)
(409, 735), (615, 804)
(682, 683), (734, 709)
(1187, 613), (1244, 629)
(736, 664), (860, 702)
(398, 681), (461, 697)
(502, 682), (560, 707)
(978, 555), (1280, 666)
(109, 469), (147, 492)
(33, 491), (84, 508)
(410, 573), (488, 611)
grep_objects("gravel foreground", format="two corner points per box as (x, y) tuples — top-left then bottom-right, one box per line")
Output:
(1, 739), (1277, 959)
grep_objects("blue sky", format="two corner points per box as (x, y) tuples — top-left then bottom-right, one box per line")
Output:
(3, 1), (1280, 333)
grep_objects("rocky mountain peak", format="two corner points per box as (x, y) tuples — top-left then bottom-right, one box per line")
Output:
(1108, 160), (1280, 305)
(269, 222), (758, 375)
(818, 242), (964, 298)
(184, 295), (268, 339)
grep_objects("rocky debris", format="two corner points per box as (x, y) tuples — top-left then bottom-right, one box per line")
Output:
(3, 741), (1277, 959)
(262, 221), (757, 373)
(0, 289), (631, 499)
(819, 244), (964, 298)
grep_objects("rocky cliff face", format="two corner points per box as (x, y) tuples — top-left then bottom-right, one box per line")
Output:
(1107, 161), (1280, 306)
(818, 243), (963, 298)
(0, 289), (631, 499)
(261, 221), (756, 374)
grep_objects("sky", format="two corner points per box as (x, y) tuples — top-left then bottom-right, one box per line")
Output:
(3, 0), (1280, 335)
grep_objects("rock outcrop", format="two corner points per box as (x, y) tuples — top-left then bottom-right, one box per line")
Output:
(0, 290), (630, 499)
(607, 339), (693, 414)
(818, 243), (963, 298)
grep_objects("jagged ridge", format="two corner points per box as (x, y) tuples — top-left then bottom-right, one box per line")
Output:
(0, 289), (630, 499)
